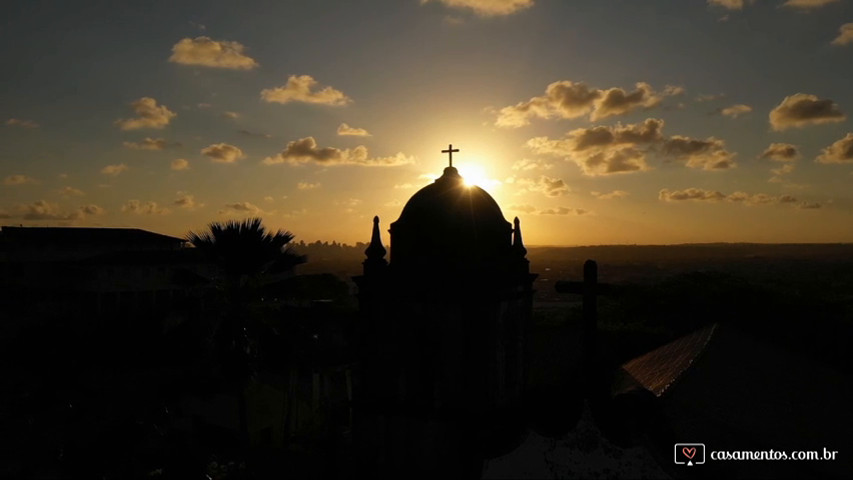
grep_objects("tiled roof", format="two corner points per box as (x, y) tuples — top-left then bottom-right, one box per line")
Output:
(617, 324), (717, 397)
(0, 226), (185, 245)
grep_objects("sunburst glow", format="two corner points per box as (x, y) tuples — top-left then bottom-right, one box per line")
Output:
(457, 163), (500, 189)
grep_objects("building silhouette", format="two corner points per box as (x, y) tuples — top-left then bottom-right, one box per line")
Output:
(353, 156), (537, 477)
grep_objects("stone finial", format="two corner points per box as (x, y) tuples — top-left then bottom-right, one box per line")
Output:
(512, 216), (527, 257)
(365, 216), (387, 261)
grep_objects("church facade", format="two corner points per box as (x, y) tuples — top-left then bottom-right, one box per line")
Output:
(353, 151), (537, 476)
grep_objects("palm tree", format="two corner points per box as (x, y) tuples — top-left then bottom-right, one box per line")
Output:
(186, 218), (305, 453)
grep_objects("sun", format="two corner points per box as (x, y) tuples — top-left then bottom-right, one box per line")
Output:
(457, 163), (492, 188)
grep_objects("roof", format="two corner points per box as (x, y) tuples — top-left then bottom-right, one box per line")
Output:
(615, 324), (717, 397)
(388, 166), (514, 270)
(0, 226), (185, 246)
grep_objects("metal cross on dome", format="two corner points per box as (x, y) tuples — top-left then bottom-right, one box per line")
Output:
(441, 144), (459, 168)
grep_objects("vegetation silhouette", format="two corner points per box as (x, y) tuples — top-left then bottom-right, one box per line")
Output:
(185, 218), (305, 463)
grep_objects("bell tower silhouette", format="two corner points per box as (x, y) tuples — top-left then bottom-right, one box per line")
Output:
(353, 146), (536, 477)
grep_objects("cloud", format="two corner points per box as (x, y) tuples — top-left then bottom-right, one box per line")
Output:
(5, 118), (39, 128)
(507, 203), (587, 215)
(58, 186), (85, 196)
(237, 129), (272, 138)
(662, 136), (736, 170)
(760, 143), (800, 162)
(123, 137), (180, 150)
(394, 183), (415, 189)
(496, 81), (681, 127)
(101, 164), (128, 176)
(261, 75), (351, 106)
(171, 158), (190, 171)
(708, 0), (745, 10)
(174, 191), (202, 209)
(79, 205), (105, 216)
(816, 133), (853, 164)
(297, 181), (321, 190)
(507, 204), (537, 214)
(201, 143), (245, 163)
(783, 0), (839, 10)
(17, 200), (103, 220)
(337, 123), (371, 136)
(769, 93), (845, 130)
(769, 163), (796, 183)
(168, 37), (259, 70)
(219, 202), (263, 216)
(511, 158), (554, 171)
(419, 0), (534, 17)
(263, 137), (414, 167)
(592, 190), (629, 200)
(539, 207), (587, 215)
(696, 93), (726, 102)
(222, 111), (241, 119)
(122, 200), (170, 215)
(115, 97), (176, 131)
(517, 175), (570, 197)
(527, 118), (733, 174)
(660, 188), (819, 208)
(659, 188), (724, 202)
(719, 104), (752, 118)
(831, 23), (853, 46)
(4, 174), (38, 185)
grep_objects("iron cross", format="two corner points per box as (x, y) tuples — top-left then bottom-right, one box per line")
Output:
(441, 144), (459, 167)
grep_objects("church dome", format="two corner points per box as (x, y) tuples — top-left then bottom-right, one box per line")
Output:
(389, 166), (514, 271)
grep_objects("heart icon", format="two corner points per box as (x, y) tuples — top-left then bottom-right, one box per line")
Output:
(682, 447), (696, 459)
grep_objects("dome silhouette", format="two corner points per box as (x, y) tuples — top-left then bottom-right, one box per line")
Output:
(389, 166), (513, 271)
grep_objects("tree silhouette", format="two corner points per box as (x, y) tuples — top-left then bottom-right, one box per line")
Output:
(186, 218), (305, 454)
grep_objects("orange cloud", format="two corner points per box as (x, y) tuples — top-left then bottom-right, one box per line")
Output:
(115, 97), (176, 130)
(169, 37), (259, 69)
(261, 75), (351, 106)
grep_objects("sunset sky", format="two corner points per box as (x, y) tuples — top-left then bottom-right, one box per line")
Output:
(2, 0), (853, 245)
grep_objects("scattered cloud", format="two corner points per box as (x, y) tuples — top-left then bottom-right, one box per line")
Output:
(769, 163), (796, 183)
(338, 198), (362, 213)
(219, 202), (263, 216)
(171, 158), (190, 171)
(696, 93), (725, 102)
(173, 191), (202, 209)
(783, 0), (839, 10)
(663, 136), (737, 170)
(115, 97), (176, 130)
(516, 175), (570, 197)
(168, 36), (259, 70)
(660, 188), (819, 209)
(816, 133), (853, 164)
(222, 111), (241, 119)
(5, 118), (39, 128)
(496, 80), (682, 127)
(17, 200), (103, 220)
(297, 181), (321, 190)
(539, 207), (588, 215)
(719, 104), (752, 118)
(4, 174), (38, 185)
(122, 200), (170, 215)
(592, 190), (629, 200)
(261, 75), (351, 106)
(58, 186), (85, 196)
(527, 118), (734, 174)
(264, 196), (274, 203)
(769, 93), (845, 130)
(831, 23), (853, 46)
(197, 103), (213, 109)
(508, 204), (587, 215)
(238, 129), (272, 138)
(394, 183), (415, 189)
(201, 143), (245, 163)
(511, 158), (554, 171)
(760, 143), (800, 162)
(419, 0), (534, 17)
(101, 164), (129, 176)
(707, 0), (744, 10)
(123, 137), (180, 150)
(337, 123), (371, 136)
(263, 137), (413, 167)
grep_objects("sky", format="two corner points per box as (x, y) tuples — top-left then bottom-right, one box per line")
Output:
(2, 0), (853, 246)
